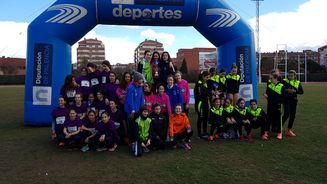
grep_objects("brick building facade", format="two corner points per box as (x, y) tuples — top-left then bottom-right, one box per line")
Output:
(176, 48), (217, 74)
(261, 50), (319, 63)
(77, 38), (105, 67)
(134, 39), (164, 64)
(0, 57), (26, 75)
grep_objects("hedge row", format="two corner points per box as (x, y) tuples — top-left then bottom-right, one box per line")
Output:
(0, 75), (25, 85)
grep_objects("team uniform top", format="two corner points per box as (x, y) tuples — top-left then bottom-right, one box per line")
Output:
(75, 75), (92, 98)
(266, 82), (286, 105)
(234, 107), (249, 123)
(282, 78), (304, 100)
(82, 118), (98, 132)
(225, 73), (240, 94)
(52, 107), (69, 133)
(88, 70), (101, 93)
(71, 103), (87, 119)
(64, 118), (83, 133)
(246, 107), (267, 121)
(223, 104), (236, 120)
(209, 106), (224, 125)
(150, 112), (168, 140)
(96, 119), (118, 138)
(194, 79), (210, 112)
(108, 109), (125, 129)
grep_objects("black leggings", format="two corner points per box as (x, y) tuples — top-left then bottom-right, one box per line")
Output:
(197, 104), (209, 136)
(173, 130), (193, 143)
(64, 133), (82, 148)
(210, 121), (224, 136)
(283, 99), (297, 129)
(95, 134), (118, 149)
(183, 103), (189, 116)
(244, 117), (266, 135)
(267, 103), (283, 133)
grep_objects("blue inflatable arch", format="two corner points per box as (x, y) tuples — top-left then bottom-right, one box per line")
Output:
(25, 0), (257, 125)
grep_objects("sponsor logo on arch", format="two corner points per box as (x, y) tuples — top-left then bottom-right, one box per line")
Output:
(46, 4), (87, 24)
(206, 8), (240, 28)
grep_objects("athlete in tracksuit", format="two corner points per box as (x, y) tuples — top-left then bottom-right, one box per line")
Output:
(207, 67), (221, 103)
(226, 65), (241, 106)
(264, 74), (286, 140)
(194, 71), (210, 138)
(218, 68), (227, 100)
(234, 98), (250, 141)
(246, 99), (267, 140)
(223, 98), (238, 139)
(150, 104), (168, 149)
(282, 70), (304, 137)
(208, 98), (224, 141)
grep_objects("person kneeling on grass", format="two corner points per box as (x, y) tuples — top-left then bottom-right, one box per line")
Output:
(150, 104), (168, 150)
(246, 99), (268, 141)
(234, 98), (251, 141)
(131, 105), (153, 153)
(169, 104), (193, 150)
(95, 112), (119, 152)
(80, 110), (98, 152)
(63, 109), (83, 148)
(51, 96), (69, 146)
(208, 98), (224, 141)
(223, 98), (238, 139)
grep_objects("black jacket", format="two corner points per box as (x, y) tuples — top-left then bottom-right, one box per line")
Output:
(149, 113), (168, 140)
(194, 80), (210, 112)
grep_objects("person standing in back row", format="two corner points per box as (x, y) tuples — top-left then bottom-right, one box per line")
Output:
(175, 71), (190, 115)
(226, 64), (240, 106)
(282, 70), (304, 137)
(138, 50), (153, 84)
(166, 75), (183, 112)
(159, 51), (175, 86)
(264, 74), (286, 140)
(151, 51), (161, 91)
(194, 71), (210, 139)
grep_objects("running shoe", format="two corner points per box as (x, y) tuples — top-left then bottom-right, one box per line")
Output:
(287, 129), (296, 137)
(58, 142), (65, 147)
(277, 133), (283, 140)
(183, 142), (191, 150)
(80, 144), (90, 152)
(96, 147), (107, 152)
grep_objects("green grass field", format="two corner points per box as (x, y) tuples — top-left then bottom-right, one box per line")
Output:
(0, 84), (326, 184)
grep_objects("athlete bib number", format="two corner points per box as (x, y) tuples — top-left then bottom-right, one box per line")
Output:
(91, 78), (99, 86)
(81, 80), (90, 87)
(67, 126), (78, 133)
(56, 116), (65, 125)
(66, 90), (76, 98)
(102, 76), (107, 84)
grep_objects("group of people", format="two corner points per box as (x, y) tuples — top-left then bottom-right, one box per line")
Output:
(51, 50), (303, 156)
(196, 67), (303, 141)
